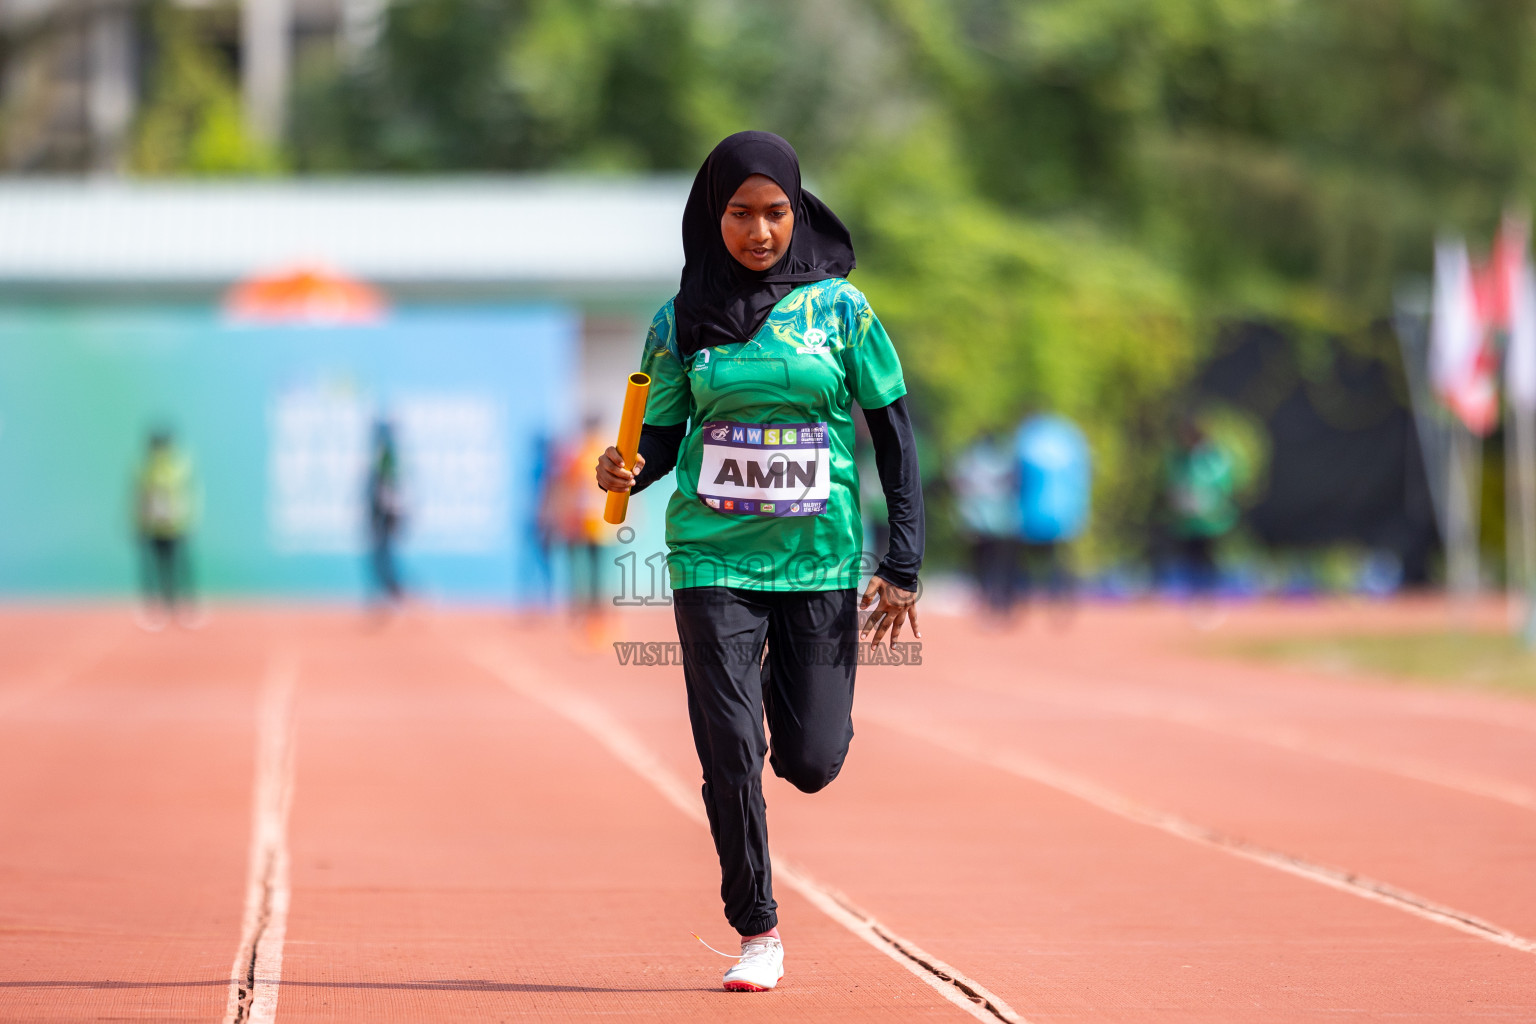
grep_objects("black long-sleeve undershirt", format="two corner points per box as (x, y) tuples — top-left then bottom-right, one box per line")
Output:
(625, 397), (924, 591)
(630, 422), (686, 494)
(860, 397), (924, 590)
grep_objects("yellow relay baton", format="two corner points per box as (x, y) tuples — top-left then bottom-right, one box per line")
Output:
(603, 372), (652, 525)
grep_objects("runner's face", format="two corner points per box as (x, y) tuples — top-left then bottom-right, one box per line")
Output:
(721, 175), (794, 272)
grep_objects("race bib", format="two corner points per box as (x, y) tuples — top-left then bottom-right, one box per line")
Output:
(697, 421), (831, 517)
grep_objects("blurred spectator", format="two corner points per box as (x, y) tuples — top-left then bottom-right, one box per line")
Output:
(1164, 418), (1238, 594)
(952, 432), (1021, 618)
(1015, 414), (1091, 605)
(366, 419), (406, 606)
(529, 432), (559, 606)
(133, 430), (198, 630)
(540, 417), (611, 617)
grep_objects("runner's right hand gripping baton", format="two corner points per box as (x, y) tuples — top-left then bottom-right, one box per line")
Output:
(603, 372), (652, 525)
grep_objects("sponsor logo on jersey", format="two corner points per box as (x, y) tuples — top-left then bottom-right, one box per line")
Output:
(801, 328), (830, 354)
(710, 426), (730, 441)
(740, 501), (755, 512)
(760, 503), (775, 513)
(790, 503), (800, 513)
(722, 500), (734, 510)
(704, 497), (721, 508)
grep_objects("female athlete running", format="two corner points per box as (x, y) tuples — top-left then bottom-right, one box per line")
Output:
(596, 130), (924, 992)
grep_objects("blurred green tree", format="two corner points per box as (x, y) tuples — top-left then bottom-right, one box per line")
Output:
(282, 0), (1536, 560)
(131, 1), (281, 175)
(834, 118), (1195, 560)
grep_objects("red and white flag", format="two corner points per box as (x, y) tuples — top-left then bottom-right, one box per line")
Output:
(1433, 238), (1499, 434)
(1497, 215), (1536, 414)
(1510, 266), (1536, 413)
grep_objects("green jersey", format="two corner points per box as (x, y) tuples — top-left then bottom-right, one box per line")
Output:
(641, 278), (907, 591)
(1166, 442), (1238, 539)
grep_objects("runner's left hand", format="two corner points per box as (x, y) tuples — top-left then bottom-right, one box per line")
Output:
(860, 577), (921, 647)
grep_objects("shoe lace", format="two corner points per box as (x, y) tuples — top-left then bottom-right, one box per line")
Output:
(691, 932), (742, 958)
(691, 931), (781, 962)
(736, 937), (781, 966)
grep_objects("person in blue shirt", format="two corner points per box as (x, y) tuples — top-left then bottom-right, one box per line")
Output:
(1014, 414), (1091, 605)
(952, 432), (1020, 617)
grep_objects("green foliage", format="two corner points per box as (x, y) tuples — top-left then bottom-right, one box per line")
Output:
(292, 0), (720, 171)
(1229, 628), (1536, 695)
(290, 0), (909, 173)
(275, 0), (1536, 558)
(878, 0), (1536, 328)
(131, 2), (281, 175)
(1195, 401), (1269, 504)
(833, 120), (1196, 559)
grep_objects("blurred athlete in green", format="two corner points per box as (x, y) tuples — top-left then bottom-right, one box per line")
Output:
(1164, 416), (1238, 595)
(134, 430), (199, 630)
(597, 132), (925, 992)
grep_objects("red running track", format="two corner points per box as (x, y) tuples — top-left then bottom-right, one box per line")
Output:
(1, 602), (1533, 1022)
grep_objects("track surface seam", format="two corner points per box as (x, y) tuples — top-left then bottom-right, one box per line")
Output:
(460, 641), (1030, 1024)
(223, 655), (298, 1024)
(869, 711), (1536, 955)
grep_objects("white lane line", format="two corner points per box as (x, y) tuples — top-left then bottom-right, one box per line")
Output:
(463, 645), (1028, 1024)
(866, 710), (1536, 955)
(957, 675), (1536, 814)
(223, 656), (298, 1024)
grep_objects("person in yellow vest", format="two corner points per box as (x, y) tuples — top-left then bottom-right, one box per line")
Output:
(134, 430), (199, 630)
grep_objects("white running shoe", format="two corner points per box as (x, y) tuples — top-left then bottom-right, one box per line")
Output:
(723, 935), (784, 992)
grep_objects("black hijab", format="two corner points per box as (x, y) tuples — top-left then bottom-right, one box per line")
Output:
(672, 131), (856, 358)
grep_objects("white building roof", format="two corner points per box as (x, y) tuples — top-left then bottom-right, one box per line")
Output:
(0, 177), (690, 288)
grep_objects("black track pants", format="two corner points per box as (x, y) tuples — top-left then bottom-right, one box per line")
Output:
(672, 586), (859, 936)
